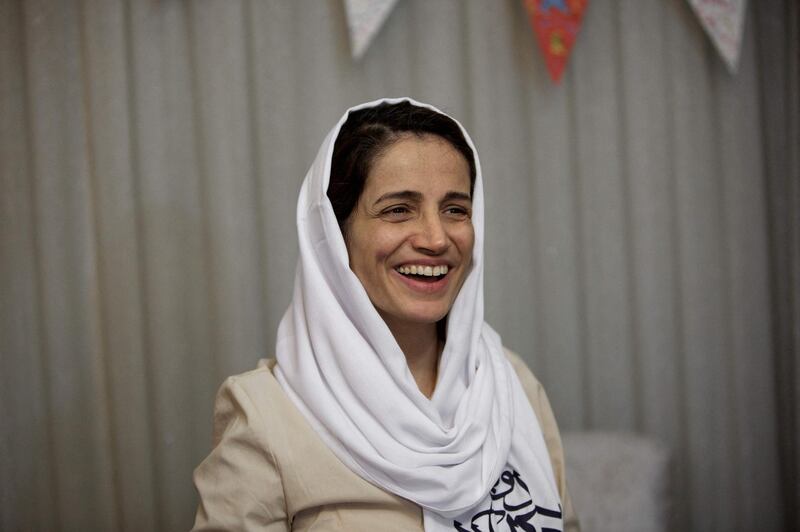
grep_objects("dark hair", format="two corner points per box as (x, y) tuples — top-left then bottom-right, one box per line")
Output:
(327, 101), (476, 227)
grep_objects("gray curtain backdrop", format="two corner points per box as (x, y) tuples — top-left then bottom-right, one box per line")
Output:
(1, 0), (796, 530)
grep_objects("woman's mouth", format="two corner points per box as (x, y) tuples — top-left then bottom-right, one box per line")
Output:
(393, 264), (451, 290)
(395, 264), (448, 279)
(396, 265), (449, 283)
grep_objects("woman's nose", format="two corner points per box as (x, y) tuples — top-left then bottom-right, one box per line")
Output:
(411, 214), (449, 254)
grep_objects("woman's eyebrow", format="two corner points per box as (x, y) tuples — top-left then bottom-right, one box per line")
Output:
(441, 191), (472, 203)
(373, 190), (423, 205)
(372, 190), (472, 206)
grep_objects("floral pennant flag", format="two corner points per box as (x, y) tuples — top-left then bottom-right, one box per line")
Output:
(687, 0), (747, 73)
(523, 0), (589, 84)
(343, 0), (400, 60)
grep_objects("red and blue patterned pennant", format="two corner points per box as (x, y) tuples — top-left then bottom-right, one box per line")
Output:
(523, 0), (589, 84)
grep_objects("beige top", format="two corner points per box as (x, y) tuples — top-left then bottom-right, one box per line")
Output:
(192, 351), (580, 531)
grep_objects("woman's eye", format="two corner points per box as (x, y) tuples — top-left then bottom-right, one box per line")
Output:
(382, 205), (411, 217)
(445, 206), (470, 217)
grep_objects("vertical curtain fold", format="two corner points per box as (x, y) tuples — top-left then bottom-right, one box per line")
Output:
(755, 1), (800, 530)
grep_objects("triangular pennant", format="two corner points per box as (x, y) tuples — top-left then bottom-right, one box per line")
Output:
(523, 0), (589, 84)
(343, 0), (400, 60)
(687, 0), (747, 73)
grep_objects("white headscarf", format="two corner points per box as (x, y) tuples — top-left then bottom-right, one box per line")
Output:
(275, 98), (562, 531)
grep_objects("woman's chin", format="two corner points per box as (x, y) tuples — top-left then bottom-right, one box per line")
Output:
(378, 306), (450, 330)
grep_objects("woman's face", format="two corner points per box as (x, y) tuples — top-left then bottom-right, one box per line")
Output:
(344, 134), (475, 331)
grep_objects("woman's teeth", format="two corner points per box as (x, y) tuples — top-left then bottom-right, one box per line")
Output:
(396, 265), (449, 277)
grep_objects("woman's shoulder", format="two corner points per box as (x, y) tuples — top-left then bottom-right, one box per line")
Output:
(221, 357), (278, 387)
(502, 347), (545, 398)
(501, 347), (580, 530)
(501, 347), (560, 451)
(216, 359), (283, 405)
(208, 359), (291, 443)
(503, 348), (537, 377)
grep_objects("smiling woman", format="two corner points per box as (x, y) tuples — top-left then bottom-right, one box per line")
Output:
(192, 99), (580, 531)
(344, 135), (474, 395)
